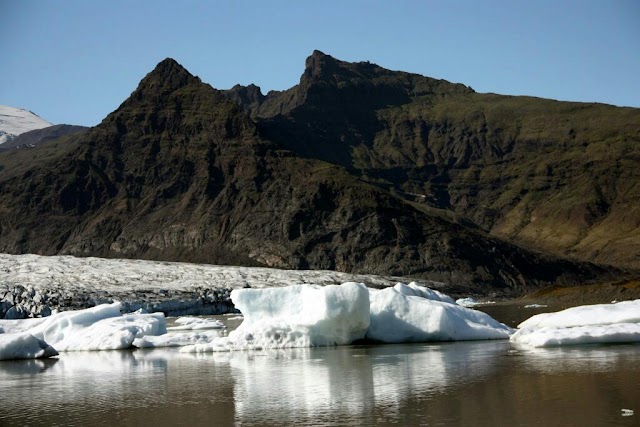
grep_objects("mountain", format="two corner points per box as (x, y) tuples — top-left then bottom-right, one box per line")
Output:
(0, 105), (52, 145)
(0, 54), (633, 296)
(227, 51), (640, 271)
(0, 124), (87, 150)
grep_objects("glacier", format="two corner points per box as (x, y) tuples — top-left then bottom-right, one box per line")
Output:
(0, 253), (426, 318)
(3, 274), (638, 359)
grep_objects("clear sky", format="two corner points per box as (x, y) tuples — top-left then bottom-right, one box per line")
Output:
(2, 0), (639, 126)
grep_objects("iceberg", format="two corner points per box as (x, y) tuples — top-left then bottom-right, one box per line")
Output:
(3, 282), (512, 356)
(0, 333), (58, 360)
(22, 302), (166, 351)
(0, 302), (166, 356)
(510, 299), (640, 347)
(182, 282), (371, 352)
(367, 287), (513, 343)
(182, 282), (512, 352)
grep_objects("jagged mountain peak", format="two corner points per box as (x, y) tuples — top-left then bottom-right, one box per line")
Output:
(303, 50), (342, 79)
(132, 58), (201, 98)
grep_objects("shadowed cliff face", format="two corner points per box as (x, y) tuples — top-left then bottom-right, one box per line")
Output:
(0, 55), (630, 295)
(227, 51), (640, 272)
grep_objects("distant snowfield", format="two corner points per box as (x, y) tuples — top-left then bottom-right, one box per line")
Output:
(0, 105), (52, 144)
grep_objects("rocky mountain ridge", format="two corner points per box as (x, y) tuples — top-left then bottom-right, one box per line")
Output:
(0, 53), (636, 295)
(227, 51), (640, 270)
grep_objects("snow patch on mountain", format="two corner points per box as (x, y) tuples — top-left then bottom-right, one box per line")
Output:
(0, 105), (52, 145)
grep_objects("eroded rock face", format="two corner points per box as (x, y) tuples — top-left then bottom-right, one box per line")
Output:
(0, 54), (628, 295)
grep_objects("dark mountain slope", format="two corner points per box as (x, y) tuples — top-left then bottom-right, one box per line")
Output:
(1, 124), (87, 150)
(0, 58), (611, 295)
(226, 51), (640, 270)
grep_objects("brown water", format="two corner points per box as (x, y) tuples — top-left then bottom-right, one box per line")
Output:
(0, 310), (639, 426)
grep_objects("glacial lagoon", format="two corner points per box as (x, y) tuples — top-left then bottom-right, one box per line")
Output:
(1, 310), (639, 427)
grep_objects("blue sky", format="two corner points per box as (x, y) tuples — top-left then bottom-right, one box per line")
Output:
(2, 1), (639, 126)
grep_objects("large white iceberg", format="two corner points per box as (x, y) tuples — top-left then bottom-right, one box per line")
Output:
(510, 299), (640, 347)
(182, 282), (512, 353)
(0, 333), (58, 360)
(182, 282), (371, 352)
(367, 286), (513, 342)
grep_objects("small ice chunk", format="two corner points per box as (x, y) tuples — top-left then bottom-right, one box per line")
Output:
(367, 287), (513, 343)
(133, 330), (223, 348)
(511, 299), (640, 347)
(621, 409), (634, 417)
(167, 317), (225, 331)
(0, 333), (58, 361)
(456, 297), (480, 307)
(524, 304), (548, 308)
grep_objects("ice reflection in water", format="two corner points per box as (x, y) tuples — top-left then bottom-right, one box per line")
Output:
(222, 342), (503, 424)
(0, 338), (638, 426)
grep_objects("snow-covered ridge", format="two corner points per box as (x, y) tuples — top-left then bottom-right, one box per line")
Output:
(0, 253), (441, 319)
(0, 105), (52, 145)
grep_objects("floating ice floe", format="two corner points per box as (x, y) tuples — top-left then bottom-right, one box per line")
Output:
(367, 286), (513, 343)
(0, 302), (166, 359)
(0, 333), (58, 360)
(22, 302), (166, 351)
(133, 330), (223, 348)
(455, 297), (480, 307)
(510, 299), (640, 347)
(524, 304), (548, 308)
(455, 297), (496, 307)
(167, 316), (225, 331)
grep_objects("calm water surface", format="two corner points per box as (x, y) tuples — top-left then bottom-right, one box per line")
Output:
(0, 308), (639, 426)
